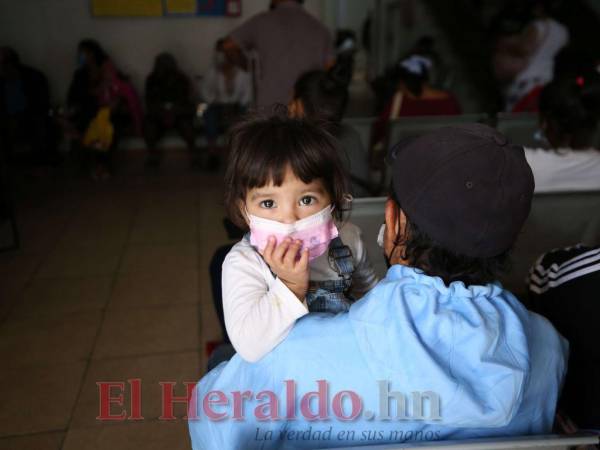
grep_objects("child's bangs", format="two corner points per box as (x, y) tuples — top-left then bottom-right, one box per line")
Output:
(243, 122), (333, 189)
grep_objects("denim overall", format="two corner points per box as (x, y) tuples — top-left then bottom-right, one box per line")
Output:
(305, 237), (355, 313)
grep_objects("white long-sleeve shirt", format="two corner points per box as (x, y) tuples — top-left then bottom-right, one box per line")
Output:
(200, 66), (252, 106)
(524, 147), (600, 192)
(222, 221), (379, 362)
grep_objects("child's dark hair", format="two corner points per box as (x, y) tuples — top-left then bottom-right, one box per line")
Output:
(293, 70), (349, 123)
(539, 72), (600, 149)
(224, 111), (350, 230)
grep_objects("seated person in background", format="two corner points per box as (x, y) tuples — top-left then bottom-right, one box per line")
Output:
(188, 124), (567, 450)
(143, 52), (196, 167)
(371, 36), (447, 114)
(0, 47), (60, 165)
(492, 0), (568, 112)
(529, 244), (600, 429)
(370, 54), (461, 157)
(378, 54), (461, 119)
(524, 72), (600, 192)
(289, 70), (372, 197)
(200, 39), (251, 169)
(66, 39), (142, 180)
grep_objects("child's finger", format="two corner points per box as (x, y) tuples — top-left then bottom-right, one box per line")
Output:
(261, 236), (276, 264)
(283, 240), (302, 266)
(261, 236), (276, 258)
(272, 237), (292, 263)
(297, 247), (309, 271)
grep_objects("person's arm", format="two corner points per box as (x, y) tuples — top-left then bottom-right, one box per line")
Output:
(200, 68), (218, 104)
(236, 71), (253, 107)
(222, 246), (308, 363)
(348, 226), (379, 299)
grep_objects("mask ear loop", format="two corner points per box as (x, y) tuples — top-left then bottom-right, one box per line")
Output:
(336, 193), (353, 221)
(243, 206), (254, 227)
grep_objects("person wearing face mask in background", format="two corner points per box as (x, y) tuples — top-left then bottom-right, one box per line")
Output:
(65, 39), (142, 180)
(200, 39), (251, 170)
(218, 112), (378, 364)
(189, 123), (567, 450)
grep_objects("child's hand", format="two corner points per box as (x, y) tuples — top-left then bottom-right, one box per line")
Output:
(261, 236), (309, 301)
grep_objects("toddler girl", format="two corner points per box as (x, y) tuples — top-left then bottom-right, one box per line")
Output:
(222, 113), (378, 362)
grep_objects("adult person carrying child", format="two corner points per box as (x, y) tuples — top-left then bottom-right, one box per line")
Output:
(188, 121), (567, 449)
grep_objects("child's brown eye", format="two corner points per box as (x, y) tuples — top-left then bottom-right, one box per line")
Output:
(260, 200), (275, 208)
(300, 196), (315, 206)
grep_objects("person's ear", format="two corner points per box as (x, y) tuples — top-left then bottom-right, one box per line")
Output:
(384, 198), (409, 265)
(384, 198), (400, 255)
(288, 98), (305, 118)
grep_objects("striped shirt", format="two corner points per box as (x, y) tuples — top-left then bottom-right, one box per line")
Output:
(528, 244), (600, 429)
(529, 245), (600, 294)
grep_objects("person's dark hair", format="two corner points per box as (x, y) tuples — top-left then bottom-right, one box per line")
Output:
(224, 110), (350, 230)
(390, 190), (511, 287)
(153, 52), (178, 74)
(539, 72), (600, 149)
(78, 39), (107, 66)
(293, 70), (348, 122)
(397, 58), (430, 97)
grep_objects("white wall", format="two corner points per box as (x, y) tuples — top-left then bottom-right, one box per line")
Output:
(0, 0), (329, 104)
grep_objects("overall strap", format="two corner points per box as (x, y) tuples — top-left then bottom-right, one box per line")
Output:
(328, 236), (355, 281)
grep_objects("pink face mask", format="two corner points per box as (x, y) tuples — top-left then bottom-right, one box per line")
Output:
(247, 205), (338, 261)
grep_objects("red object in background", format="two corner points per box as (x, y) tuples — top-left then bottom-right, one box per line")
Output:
(226, 0), (241, 17)
(512, 85), (543, 113)
(205, 340), (222, 357)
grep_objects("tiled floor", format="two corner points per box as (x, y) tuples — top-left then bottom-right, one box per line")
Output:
(0, 150), (228, 449)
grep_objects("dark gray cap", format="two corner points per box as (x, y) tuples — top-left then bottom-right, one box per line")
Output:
(388, 123), (534, 258)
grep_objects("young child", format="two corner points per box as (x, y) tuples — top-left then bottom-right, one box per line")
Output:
(222, 112), (378, 363)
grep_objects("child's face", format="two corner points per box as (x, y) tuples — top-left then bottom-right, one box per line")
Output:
(244, 166), (332, 224)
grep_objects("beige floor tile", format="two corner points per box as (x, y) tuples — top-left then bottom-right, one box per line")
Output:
(70, 351), (200, 428)
(54, 225), (129, 253)
(0, 431), (64, 450)
(93, 305), (199, 359)
(119, 244), (197, 275)
(62, 420), (191, 450)
(0, 252), (43, 286)
(16, 215), (69, 254)
(0, 362), (86, 436)
(129, 215), (196, 244)
(138, 190), (197, 210)
(0, 311), (102, 368)
(109, 269), (198, 309)
(9, 277), (112, 319)
(36, 246), (121, 279)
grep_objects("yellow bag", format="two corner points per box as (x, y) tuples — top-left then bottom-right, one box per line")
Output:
(83, 107), (114, 152)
